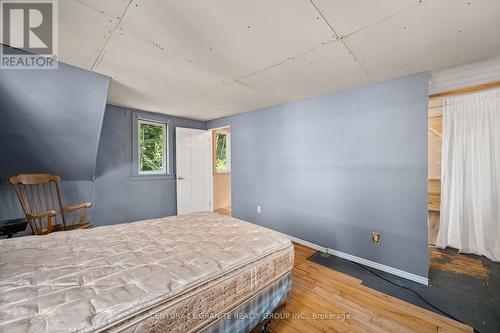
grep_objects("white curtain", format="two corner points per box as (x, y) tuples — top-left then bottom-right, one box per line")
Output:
(436, 88), (500, 262)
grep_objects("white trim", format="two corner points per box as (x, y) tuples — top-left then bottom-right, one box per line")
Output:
(207, 131), (214, 212)
(137, 119), (167, 175)
(326, 248), (429, 286)
(287, 235), (429, 286)
(430, 55), (500, 95)
(288, 235), (328, 253)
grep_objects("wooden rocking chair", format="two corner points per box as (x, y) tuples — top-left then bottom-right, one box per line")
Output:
(8, 174), (93, 235)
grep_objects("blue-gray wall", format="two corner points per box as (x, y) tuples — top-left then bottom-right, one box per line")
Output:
(0, 45), (205, 228)
(93, 105), (205, 226)
(0, 43), (429, 278)
(208, 73), (429, 277)
(0, 104), (205, 227)
(0, 44), (108, 223)
(0, 45), (110, 181)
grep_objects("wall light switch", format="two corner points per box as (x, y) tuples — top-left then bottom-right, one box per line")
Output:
(257, 206), (262, 214)
(371, 232), (381, 245)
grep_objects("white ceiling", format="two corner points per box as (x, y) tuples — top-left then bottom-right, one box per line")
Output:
(32, 1), (500, 119)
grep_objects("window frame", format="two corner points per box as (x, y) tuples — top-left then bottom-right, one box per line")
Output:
(131, 112), (173, 180)
(137, 119), (167, 175)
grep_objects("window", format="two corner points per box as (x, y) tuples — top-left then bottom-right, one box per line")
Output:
(214, 130), (230, 173)
(138, 119), (167, 175)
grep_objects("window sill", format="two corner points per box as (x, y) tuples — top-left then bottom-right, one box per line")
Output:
(130, 174), (175, 181)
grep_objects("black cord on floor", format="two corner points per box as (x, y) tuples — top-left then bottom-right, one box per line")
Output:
(352, 262), (481, 333)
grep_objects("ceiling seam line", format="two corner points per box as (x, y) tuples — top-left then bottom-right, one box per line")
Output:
(212, 0), (339, 84)
(236, 79), (284, 101)
(307, 0), (374, 82)
(165, 39), (338, 110)
(236, 58), (294, 81)
(90, 0), (133, 71)
(165, 81), (236, 110)
(169, 42), (340, 111)
(236, 39), (337, 82)
(344, 1), (425, 38)
(340, 40), (375, 82)
(169, 78), (282, 112)
(74, 0), (114, 18)
(172, 38), (340, 109)
(307, 0), (340, 39)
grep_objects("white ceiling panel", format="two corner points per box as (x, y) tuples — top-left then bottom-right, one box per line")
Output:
(74, 0), (131, 18)
(7, 0), (497, 120)
(58, 0), (118, 70)
(116, 0), (335, 79)
(165, 81), (284, 121)
(95, 29), (232, 113)
(312, 0), (422, 36)
(240, 41), (372, 102)
(344, 0), (500, 82)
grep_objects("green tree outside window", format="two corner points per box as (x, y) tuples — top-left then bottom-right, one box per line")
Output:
(139, 121), (166, 173)
(215, 132), (230, 173)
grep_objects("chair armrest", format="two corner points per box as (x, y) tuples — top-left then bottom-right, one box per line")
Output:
(63, 202), (92, 212)
(27, 210), (57, 219)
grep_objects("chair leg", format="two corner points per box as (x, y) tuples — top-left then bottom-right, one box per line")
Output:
(28, 219), (37, 235)
(79, 207), (88, 226)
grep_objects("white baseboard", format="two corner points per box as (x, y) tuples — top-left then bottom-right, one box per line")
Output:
(288, 235), (328, 253)
(288, 235), (429, 286)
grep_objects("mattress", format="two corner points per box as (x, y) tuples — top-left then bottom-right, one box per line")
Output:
(0, 212), (294, 333)
(202, 271), (292, 333)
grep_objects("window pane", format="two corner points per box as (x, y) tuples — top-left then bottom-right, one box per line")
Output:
(139, 122), (165, 173)
(215, 133), (228, 173)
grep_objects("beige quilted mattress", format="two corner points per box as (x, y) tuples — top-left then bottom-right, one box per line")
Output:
(0, 212), (294, 333)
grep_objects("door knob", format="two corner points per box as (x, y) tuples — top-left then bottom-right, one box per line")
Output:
(177, 176), (185, 180)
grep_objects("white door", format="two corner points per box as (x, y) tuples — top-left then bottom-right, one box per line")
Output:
(176, 127), (213, 215)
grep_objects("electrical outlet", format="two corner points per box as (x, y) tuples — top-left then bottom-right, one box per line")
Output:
(371, 232), (381, 245)
(257, 206), (262, 214)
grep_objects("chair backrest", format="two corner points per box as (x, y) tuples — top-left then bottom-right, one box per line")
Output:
(8, 174), (66, 235)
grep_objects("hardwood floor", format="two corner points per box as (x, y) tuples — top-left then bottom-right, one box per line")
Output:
(268, 243), (473, 333)
(430, 246), (489, 281)
(214, 207), (231, 216)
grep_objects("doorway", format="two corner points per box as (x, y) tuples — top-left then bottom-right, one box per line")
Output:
(424, 84), (500, 332)
(427, 81), (500, 249)
(175, 127), (213, 215)
(212, 127), (231, 216)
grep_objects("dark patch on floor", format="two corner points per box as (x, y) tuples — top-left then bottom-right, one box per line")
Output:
(309, 249), (500, 333)
(433, 253), (453, 264)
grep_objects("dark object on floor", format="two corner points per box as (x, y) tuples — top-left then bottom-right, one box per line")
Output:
(309, 248), (500, 333)
(0, 218), (28, 238)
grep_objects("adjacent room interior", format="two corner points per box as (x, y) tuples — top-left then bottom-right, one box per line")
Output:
(0, 1), (499, 333)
